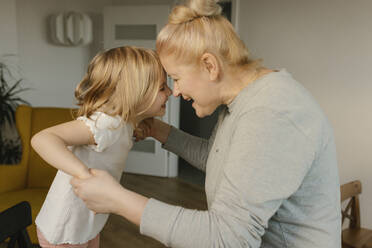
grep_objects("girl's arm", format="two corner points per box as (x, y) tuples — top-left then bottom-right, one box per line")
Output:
(31, 120), (95, 179)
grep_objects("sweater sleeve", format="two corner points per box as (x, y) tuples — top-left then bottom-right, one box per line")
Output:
(140, 109), (315, 248)
(161, 126), (214, 172)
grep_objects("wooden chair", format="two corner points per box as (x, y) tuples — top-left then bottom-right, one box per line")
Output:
(0, 201), (34, 248)
(341, 180), (372, 248)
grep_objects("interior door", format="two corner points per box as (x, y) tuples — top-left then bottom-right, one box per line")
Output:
(103, 5), (179, 177)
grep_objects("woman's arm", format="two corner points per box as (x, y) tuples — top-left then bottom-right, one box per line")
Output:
(135, 118), (214, 172)
(31, 120), (94, 179)
(162, 127), (211, 171)
(134, 118), (171, 144)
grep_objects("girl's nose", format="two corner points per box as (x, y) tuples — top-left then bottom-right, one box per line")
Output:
(166, 85), (172, 97)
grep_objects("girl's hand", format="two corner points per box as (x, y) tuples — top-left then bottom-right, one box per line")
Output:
(134, 118), (155, 141)
(71, 169), (124, 215)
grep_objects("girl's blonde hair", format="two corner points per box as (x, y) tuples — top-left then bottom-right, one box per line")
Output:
(156, 0), (259, 70)
(75, 46), (165, 126)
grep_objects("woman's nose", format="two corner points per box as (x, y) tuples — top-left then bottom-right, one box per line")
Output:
(172, 83), (181, 97)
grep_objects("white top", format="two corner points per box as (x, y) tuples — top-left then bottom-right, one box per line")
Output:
(36, 112), (133, 244)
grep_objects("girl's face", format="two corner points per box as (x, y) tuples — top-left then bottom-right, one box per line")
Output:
(160, 55), (221, 118)
(143, 80), (172, 118)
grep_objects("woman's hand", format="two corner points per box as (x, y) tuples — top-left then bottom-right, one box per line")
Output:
(71, 169), (149, 226)
(70, 169), (124, 215)
(134, 118), (155, 142)
(134, 118), (172, 144)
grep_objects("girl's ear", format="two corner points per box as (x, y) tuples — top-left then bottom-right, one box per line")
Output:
(200, 53), (220, 81)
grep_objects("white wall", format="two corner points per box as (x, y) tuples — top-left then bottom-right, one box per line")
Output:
(0, 0), (18, 55)
(13, 0), (174, 108)
(239, 0), (372, 228)
(15, 0), (115, 108)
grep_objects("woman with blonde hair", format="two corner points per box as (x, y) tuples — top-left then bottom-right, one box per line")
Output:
(31, 46), (171, 248)
(71, 0), (341, 247)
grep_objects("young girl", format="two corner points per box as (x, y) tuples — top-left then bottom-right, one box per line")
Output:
(31, 46), (171, 248)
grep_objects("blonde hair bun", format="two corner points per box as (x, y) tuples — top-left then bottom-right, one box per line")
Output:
(169, 0), (222, 24)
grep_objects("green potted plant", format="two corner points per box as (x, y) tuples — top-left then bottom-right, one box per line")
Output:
(0, 60), (29, 164)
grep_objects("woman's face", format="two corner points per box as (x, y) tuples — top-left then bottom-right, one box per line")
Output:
(143, 80), (172, 118)
(160, 56), (220, 118)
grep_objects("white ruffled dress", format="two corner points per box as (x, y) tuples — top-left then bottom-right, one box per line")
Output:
(35, 112), (133, 244)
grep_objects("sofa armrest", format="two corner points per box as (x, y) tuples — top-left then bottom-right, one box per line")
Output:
(0, 161), (27, 194)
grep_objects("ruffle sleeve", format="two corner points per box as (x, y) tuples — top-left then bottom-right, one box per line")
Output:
(77, 112), (123, 152)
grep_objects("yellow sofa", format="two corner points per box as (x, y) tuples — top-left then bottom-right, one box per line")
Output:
(0, 105), (74, 244)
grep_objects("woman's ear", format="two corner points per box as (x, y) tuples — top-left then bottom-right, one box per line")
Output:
(200, 53), (220, 81)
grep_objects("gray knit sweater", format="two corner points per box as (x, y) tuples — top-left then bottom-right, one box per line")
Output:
(140, 69), (341, 247)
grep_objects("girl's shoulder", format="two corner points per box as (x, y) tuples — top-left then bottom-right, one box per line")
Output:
(78, 112), (130, 130)
(77, 112), (132, 152)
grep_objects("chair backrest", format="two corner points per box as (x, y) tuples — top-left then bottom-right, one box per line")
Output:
(341, 180), (362, 229)
(16, 105), (75, 188)
(0, 201), (33, 248)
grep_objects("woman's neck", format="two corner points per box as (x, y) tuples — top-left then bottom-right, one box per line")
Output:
(220, 67), (273, 105)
